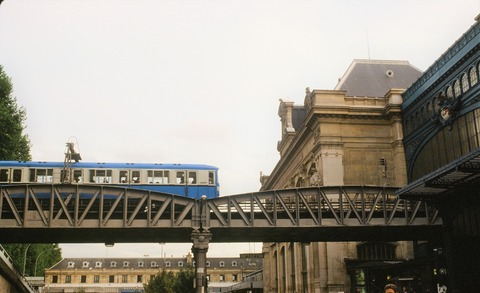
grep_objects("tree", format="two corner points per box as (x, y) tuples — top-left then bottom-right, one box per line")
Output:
(144, 270), (176, 293)
(2, 244), (62, 276)
(144, 267), (195, 293)
(0, 64), (31, 161)
(173, 266), (195, 293)
(0, 66), (61, 276)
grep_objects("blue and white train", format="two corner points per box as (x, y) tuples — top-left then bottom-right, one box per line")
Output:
(0, 161), (220, 199)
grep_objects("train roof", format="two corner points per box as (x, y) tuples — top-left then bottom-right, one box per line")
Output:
(0, 161), (219, 170)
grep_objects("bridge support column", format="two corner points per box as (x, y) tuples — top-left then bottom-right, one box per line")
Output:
(191, 229), (212, 293)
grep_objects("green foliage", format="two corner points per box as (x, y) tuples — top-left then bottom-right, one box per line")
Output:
(144, 267), (195, 293)
(2, 244), (62, 276)
(0, 66), (53, 277)
(0, 64), (31, 161)
(174, 266), (196, 293)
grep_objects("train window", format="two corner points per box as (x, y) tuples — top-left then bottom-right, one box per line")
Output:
(208, 172), (215, 185)
(147, 170), (169, 184)
(12, 169), (22, 182)
(188, 172), (197, 184)
(119, 170), (141, 183)
(132, 171), (140, 183)
(29, 169), (53, 183)
(0, 169), (8, 182)
(176, 171), (186, 184)
(73, 170), (83, 183)
(89, 169), (113, 183)
(119, 171), (129, 183)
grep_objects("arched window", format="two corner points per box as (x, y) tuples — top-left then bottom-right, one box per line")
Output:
(426, 101), (432, 117)
(453, 79), (461, 97)
(461, 73), (469, 93)
(446, 86), (454, 100)
(470, 66), (478, 86)
(231, 261), (237, 267)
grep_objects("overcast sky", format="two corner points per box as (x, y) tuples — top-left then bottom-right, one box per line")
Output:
(1, 0), (478, 258)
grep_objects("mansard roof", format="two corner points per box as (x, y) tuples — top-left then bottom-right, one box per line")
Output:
(335, 59), (422, 97)
(48, 256), (263, 270)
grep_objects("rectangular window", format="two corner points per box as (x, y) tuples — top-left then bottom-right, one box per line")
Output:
(94, 275), (100, 283)
(119, 170), (129, 183)
(208, 171), (215, 185)
(147, 170), (169, 184)
(12, 169), (22, 182)
(81, 275), (86, 283)
(52, 275), (58, 283)
(65, 275), (71, 283)
(220, 275), (225, 282)
(73, 170), (83, 183)
(29, 168), (53, 183)
(122, 275), (128, 283)
(232, 274), (238, 281)
(176, 171), (185, 184)
(137, 275), (142, 283)
(132, 170), (140, 183)
(109, 275), (115, 283)
(89, 169), (113, 183)
(188, 171), (197, 184)
(0, 169), (8, 182)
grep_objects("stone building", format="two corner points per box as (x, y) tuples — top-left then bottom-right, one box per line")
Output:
(43, 253), (262, 293)
(260, 59), (425, 292)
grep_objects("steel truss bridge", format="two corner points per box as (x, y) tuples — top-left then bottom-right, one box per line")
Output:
(0, 184), (442, 244)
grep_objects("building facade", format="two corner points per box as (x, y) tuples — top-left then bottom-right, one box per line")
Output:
(43, 253), (262, 293)
(260, 59), (427, 292)
(399, 15), (480, 291)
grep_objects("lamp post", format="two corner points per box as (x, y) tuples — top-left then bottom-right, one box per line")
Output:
(22, 244), (31, 276)
(34, 247), (60, 277)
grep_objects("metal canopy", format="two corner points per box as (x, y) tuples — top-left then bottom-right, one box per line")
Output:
(398, 148), (480, 199)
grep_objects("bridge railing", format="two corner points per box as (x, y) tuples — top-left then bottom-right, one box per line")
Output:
(0, 184), (201, 229)
(205, 186), (441, 228)
(0, 185), (441, 229)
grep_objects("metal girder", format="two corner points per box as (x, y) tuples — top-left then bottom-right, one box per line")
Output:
(0, 184), (198, 229)
(0, 184), (442, 243)
(204, 186), (441, 229)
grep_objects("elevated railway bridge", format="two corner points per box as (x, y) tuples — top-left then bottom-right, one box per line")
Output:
(0, 184), (442, 292)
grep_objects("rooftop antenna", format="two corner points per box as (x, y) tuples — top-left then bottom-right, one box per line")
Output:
(62, 138), (82, 183)
(366, 28), (371, 60)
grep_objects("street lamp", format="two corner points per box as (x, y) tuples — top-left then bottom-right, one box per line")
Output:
(22, 244), (31, 276)
(34, 247), (60, 277)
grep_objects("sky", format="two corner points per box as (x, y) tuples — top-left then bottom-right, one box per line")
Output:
(0, 0), (479, 258)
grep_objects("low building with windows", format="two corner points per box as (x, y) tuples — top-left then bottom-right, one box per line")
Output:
(43, 253), (263, 293)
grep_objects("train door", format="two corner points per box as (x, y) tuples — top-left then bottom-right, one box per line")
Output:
(175, 171), (187, 197)
(119, 170), (141, 184)
(187, 171), (198, 198)
(0, 168), (23, 184)
(60, 169), (83, 183)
